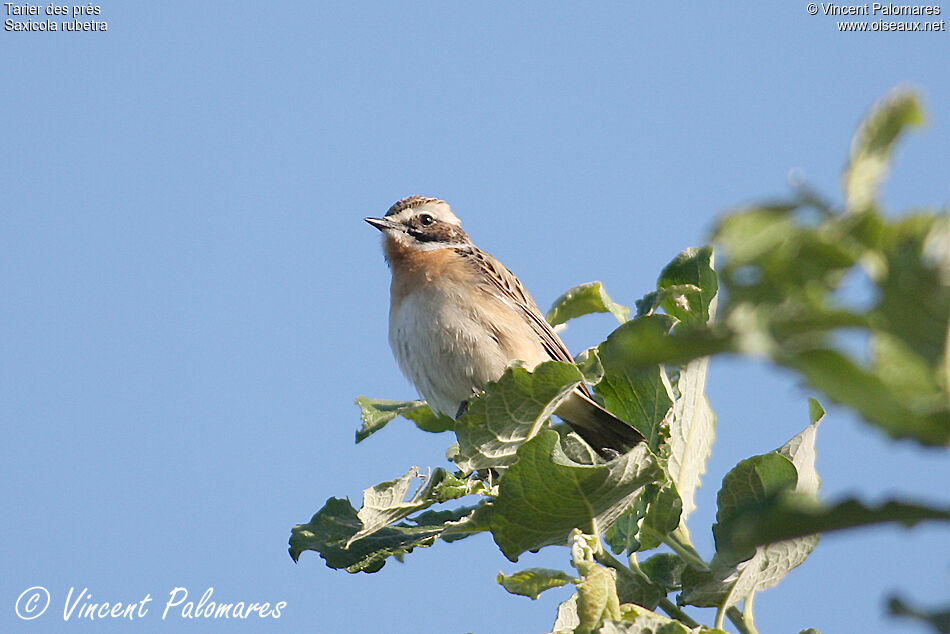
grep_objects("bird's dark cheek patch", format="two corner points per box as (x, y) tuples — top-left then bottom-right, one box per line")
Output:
(409, 223), (460, 243)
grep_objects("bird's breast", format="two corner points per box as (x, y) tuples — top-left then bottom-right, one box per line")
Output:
(387, 273), (546, 417)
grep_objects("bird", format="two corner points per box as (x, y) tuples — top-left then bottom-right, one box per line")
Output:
(365, 195), (645, 454)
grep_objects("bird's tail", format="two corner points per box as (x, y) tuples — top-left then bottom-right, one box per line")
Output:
(554, 391), (646, 455)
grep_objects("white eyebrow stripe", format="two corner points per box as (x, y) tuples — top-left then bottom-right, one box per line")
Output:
(413, 239), (468, 251)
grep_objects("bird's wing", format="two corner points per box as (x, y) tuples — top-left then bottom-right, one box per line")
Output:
(462, 247), (588, 380)
(459, 246), (644, 452)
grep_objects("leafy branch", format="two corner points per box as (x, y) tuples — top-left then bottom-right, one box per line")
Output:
(291, 87), (950, 633)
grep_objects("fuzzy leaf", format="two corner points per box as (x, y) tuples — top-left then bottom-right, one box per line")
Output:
(682, 408), (823, 609)
(712, 453), (799, 565)
(640, 553), (687, 593)
(669, 355), (716, 526)
(289, 498), (445, 573)
(547, 281), (630, 326)
(454, 362), (586, 473)
(602, 494), (650, 555)
(614, 568), (664, 611)
(348, 467), (476, 546)
(788, 349), (950, 445)
(614, 553), (686, 611)
(575, 346), (605, 385)
(497, 568), (575, 600)
(889, 595), (950, 633)
(874, 215), (950, 367)
(595, 316), (677, 449)
(354, 397), (454, 443)
(601, 608), (697, 634)
(490, 431), (662, 561)
(843, 89), (924, 212)
(657, 246), (718, 324)
(551, 594), (581, 634)
(575, 564), (622, 634)
(659, 247), (719, 531)
(720, 494), (950, 553)
(637, 482), (684, 551)
(290, 473), (488, 572)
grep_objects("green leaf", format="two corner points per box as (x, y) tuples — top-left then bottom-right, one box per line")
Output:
(777, 403), (823, 495)
(680, 537), (815, 611)
(551, 594), (581, 634)
(289, 497), (446, 573)
(635, 290), (662, 317)
(551, 594), (726, 634)
(718, 494), (950, 552)
(640, 553), (687, 594)
(349, 467), (432, 545)
(873, 215), (950, 367)
(690, 89), (950, 449)
(712, 453), (799, 560)
(603, 494), (650, 555)
(290, 468), (490, 572)
(348, 467), (478, 546)
(547, 281), (630, 326)
(613, 567), (664, 611)
(661, 247), (719, 533)
(604, 478), (686, 555)
(575, 564), (622, 634)
(454, 362), (586, 473)
(713, 208), (798, 272)
(719, 408), (822, 562)
(595, 316), (677, 448)
(683, 410), (826, 610)
(609, 552), (683, 612)
(637, 483), (684, 551)
(489, 431), (662, 561)
(888, 595), (950, 634)
(843, 89), (924, 212)
(605, 607), (700, 634)
(788, 348), (950, 445)
(436, 500), (495, 542)
(713, 206), (858, 310)
(354, 397), (454, 443)
(496, 568), (575, 600)
(657, 246), (719, 324)
(681, 440), (811, 609)
(872, 332), (942, 407)
(575, 346), (605, 385)
(410, 505), (487, 543)
(560, 431), (601, 466)
(668, 355), (716, 527)
(596, 316), (732, 388)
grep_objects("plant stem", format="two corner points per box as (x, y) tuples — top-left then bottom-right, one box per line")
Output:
(742, 592), (758, 634)
(593, 549), (639, 584)
(726, 606), (757, 634)
(715, 604), (726, 630)
(595, 549), (701, 629)
(657, 598), (700, 628)
(662, 533), (709, 572)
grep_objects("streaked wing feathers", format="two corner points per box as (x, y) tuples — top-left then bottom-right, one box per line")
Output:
(461, 247), (593, 396)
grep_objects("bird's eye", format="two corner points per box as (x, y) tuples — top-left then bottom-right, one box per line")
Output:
(419, 214), (434, 226)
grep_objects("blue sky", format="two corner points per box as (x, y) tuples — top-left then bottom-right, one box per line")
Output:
(3, 2), (949, 633)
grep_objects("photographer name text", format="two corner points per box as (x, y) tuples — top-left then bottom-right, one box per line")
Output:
(817, 2), (941, 14)
(15, 586), (286, 621)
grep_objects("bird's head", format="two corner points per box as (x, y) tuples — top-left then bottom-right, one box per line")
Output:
(365, 196), (470, 253)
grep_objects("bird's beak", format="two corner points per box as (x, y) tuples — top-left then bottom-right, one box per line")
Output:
(364, 217), (401, 232)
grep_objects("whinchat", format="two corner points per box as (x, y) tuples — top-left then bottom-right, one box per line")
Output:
(365, 196), (644, 453)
